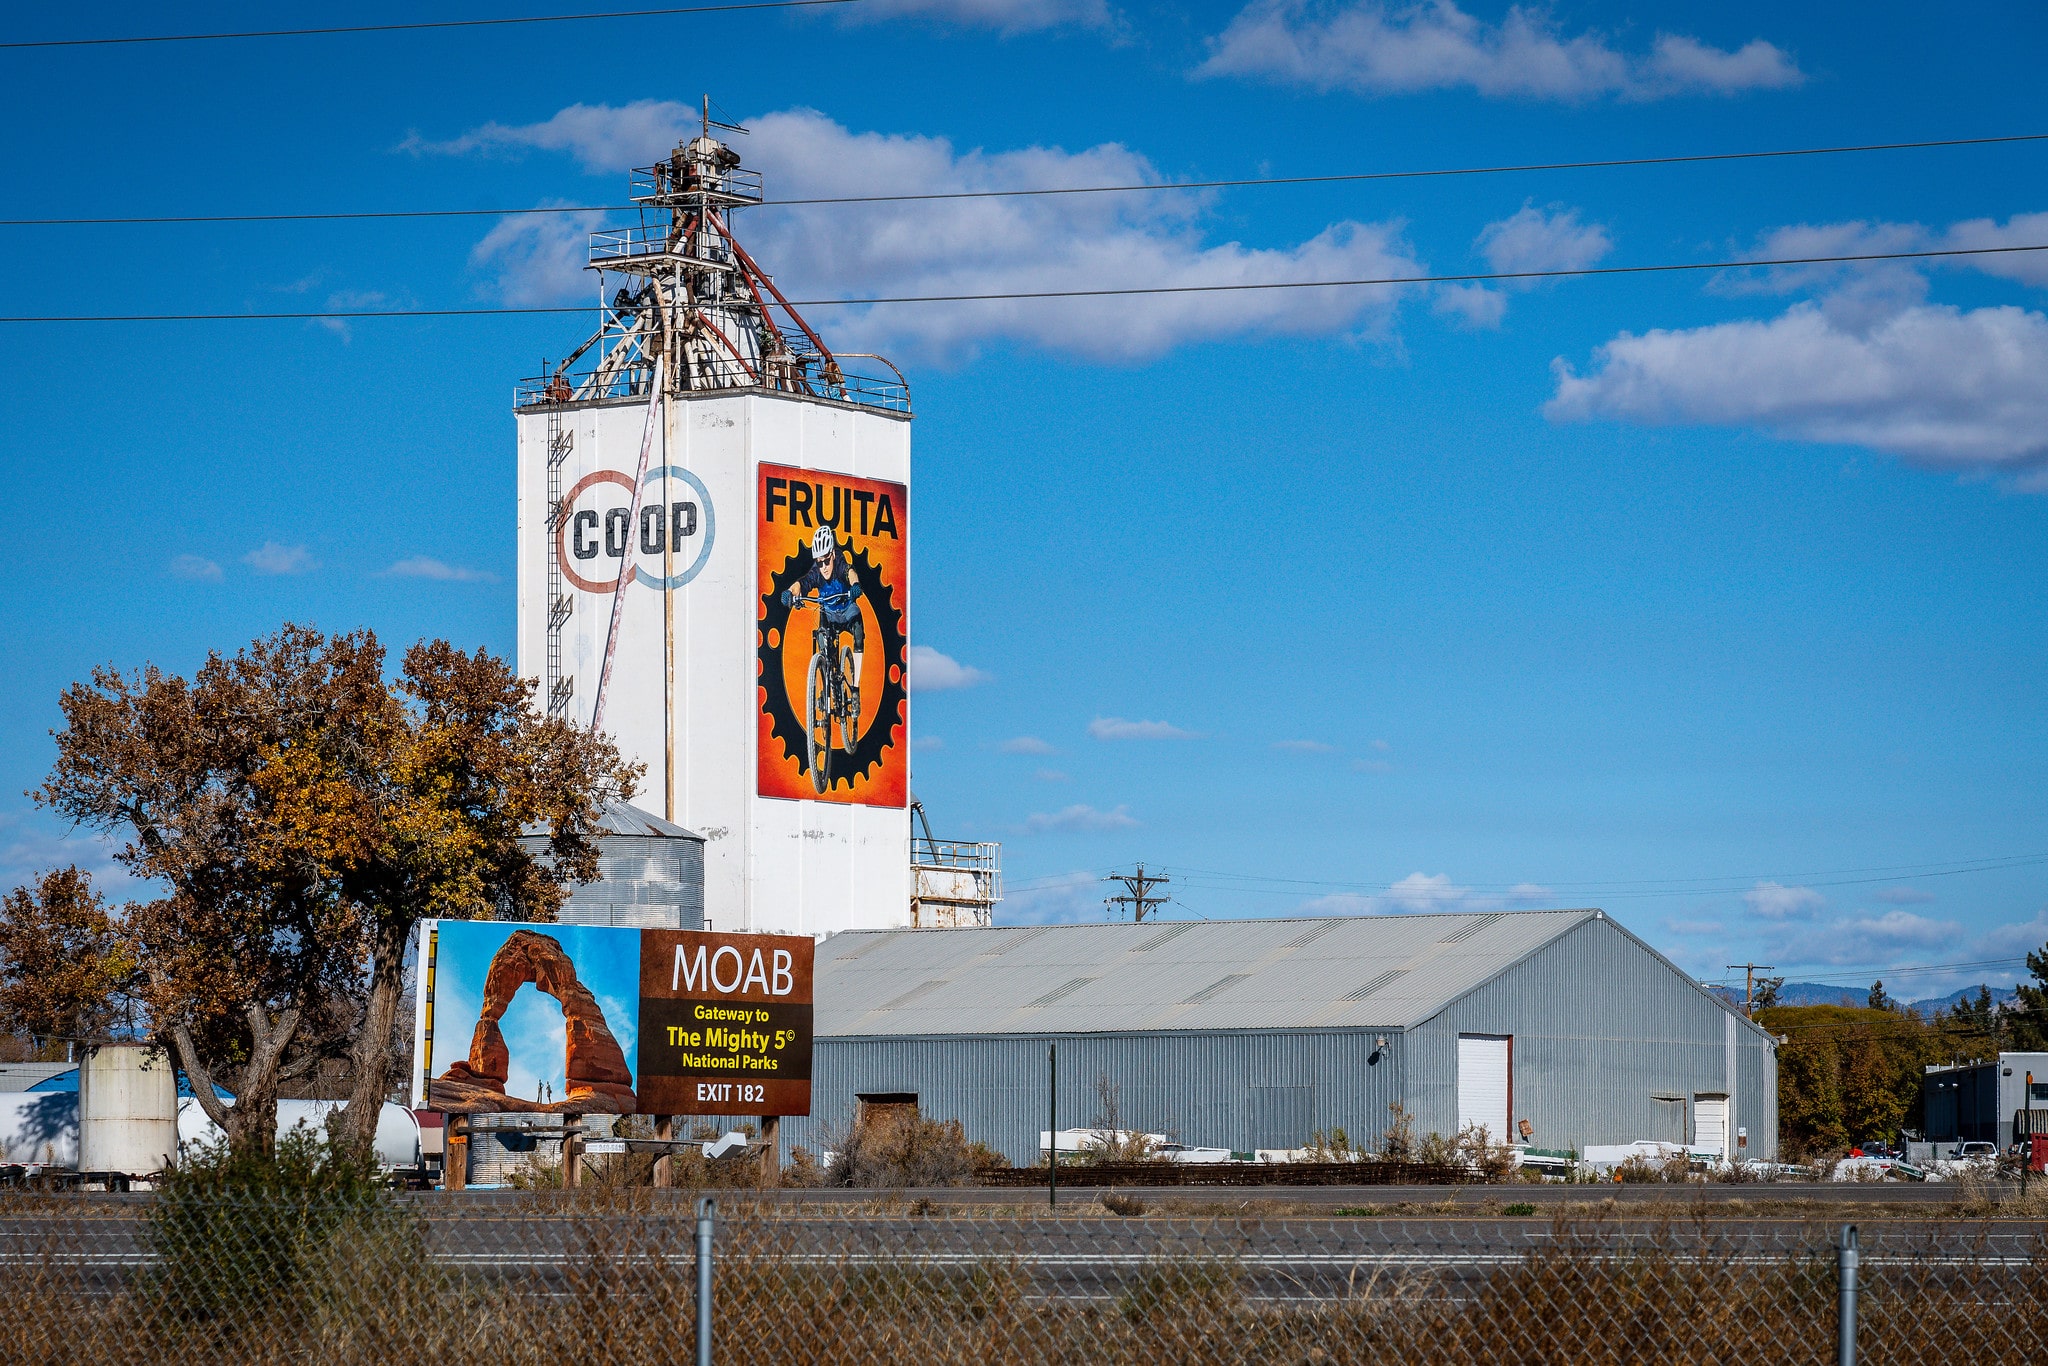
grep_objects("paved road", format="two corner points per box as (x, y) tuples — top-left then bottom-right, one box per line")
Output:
(742, 1180), (2006, 1207)
(4, 1203), (2038, 1305)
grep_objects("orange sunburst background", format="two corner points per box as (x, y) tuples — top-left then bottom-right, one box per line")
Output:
(755, 461), (908, 806)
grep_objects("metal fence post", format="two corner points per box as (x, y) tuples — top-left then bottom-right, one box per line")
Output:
(696, 1196), (717, 1366)
(1837, 1224), (1859, 1366)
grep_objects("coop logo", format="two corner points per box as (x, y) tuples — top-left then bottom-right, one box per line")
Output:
(556, 465), (716, 594)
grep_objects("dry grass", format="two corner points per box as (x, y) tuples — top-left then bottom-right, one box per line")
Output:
(3, 1199), (2044, 1366)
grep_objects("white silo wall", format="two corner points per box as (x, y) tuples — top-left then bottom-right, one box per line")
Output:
(77, 1044), (179, 1177)
(518, 390), (911, 938)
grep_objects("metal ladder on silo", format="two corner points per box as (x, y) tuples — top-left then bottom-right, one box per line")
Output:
(544, 402), (575, 718)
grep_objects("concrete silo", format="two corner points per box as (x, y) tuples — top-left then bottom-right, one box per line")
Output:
(516, 103), (913, 939)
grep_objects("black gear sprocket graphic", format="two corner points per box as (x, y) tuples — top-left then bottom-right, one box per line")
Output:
(758, 541), (906, 794)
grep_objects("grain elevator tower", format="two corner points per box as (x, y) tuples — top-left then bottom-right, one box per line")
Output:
(516, 105), (913, 937)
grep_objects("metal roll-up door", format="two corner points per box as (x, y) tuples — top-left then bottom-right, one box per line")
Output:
(1694, 1094), (1730, 1158)
(1457, 1035), (1511, 1143)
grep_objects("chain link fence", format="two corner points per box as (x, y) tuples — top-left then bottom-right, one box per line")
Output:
(3, 1190), (2043, 1364)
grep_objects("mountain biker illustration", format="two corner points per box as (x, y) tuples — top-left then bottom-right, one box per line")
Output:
(781, 524), (865, 706)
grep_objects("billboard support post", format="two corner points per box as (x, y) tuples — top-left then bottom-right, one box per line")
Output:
(563, 1121), (583, 1190)
(759, 1115), (780, 1187)
(445, 1116), (468, 1192)
(654, 1114), (675, 1188)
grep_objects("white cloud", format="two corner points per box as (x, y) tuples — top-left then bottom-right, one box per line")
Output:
(1971, 908), (2048, 959)
(1873, 886), (1935, 906)
(1272, 739), (1334, 752)
(1478, 203), (1612, 275)
(913, 734), (944, 751)
(169, 554), (221, 582)
(1943, 211), (2048, 288)
(1034, 768), (1070, 782)
(243, 542), (317, 575)
(1000, 735), (1055, 755)
(1089, 716), (1198, 740)
(1433, 281), (1508, 329)
(315, 289), (391, 343)
(1194, 0), (1802, 102)
(1298, 871), (1553, 917)
(1775, 909), (1960, 966)
(469, 206), (608, 308)
(380, 556), (498, 583)
(1548, 297), (2048, 487)
(908, 645), (991, 691)
(1743, 880), (1824, 921)
(1548, 211), (2048, 486)
(1022, 803), (1139, 833)
(1380, 871), (1474, 913)
(1351, 757), (1391, 773)
(850, 0), (1113, 32)
(1435, 203), (1610, 327)
(439, 103), (1427, 363)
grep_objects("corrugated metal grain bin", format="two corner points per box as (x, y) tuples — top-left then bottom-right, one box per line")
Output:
(519, 799), (705, 931)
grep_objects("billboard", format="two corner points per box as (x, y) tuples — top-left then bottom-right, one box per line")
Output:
(415, 920), (813, 1117)
(755, 462), (909, 807)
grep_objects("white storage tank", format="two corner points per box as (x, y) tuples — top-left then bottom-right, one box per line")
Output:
(77, 1043), (178, 1178)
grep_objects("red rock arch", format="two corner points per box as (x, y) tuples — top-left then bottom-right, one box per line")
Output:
(435, 929), (636, 1112)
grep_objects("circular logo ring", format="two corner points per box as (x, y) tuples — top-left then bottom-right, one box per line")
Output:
(635, 464), (717, 591)
(555, 466), (717, 594)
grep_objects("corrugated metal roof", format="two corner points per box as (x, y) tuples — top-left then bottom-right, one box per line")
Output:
(815, 909), (1600, 1037)
(519, 799), (702, 841)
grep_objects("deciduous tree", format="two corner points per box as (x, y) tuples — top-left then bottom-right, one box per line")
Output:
(0, 867), (137, 1045)
(34, 627), (383, 1153)
(245, 638), (635, 1155)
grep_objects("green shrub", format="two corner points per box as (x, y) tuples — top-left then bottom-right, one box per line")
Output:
(143, 1121), (418, 1329)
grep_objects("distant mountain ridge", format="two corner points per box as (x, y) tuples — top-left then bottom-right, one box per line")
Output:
(1708, 982), (2019, 1013)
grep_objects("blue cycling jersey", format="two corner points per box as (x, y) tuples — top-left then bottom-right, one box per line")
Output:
(798, 559), (863, 622)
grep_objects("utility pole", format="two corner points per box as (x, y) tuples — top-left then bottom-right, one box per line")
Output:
(1105, 864), (1171, 922)
(1727, 963), (1776, 1017)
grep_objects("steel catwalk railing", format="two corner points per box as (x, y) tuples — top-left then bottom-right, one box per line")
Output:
(516, 359), (910, 413)
(2, 1190), (2044, 1364)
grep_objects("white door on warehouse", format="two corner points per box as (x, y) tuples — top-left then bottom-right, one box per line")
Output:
(1457, 1034), (1511, 1144)
(1694, 1094), (1730, 1158)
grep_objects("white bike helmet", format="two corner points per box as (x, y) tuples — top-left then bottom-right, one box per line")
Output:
(811, 526), (837, 560)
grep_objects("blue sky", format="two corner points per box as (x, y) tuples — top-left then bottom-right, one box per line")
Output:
(429, 921), (641, 1104)
(1, 0), (2044, 1002)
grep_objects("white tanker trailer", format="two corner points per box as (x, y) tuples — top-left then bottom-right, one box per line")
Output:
(2, 1088), (421, 1181)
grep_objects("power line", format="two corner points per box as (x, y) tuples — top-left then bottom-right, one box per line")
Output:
(1706, 957), (2031, 985)
(0, 0), (855, 50)
(1172, 852), (2048, 896)
(6, 132), (2044, 227)
(4, 241), (2043, 324)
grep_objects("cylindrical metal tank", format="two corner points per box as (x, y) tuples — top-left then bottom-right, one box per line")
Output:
(77, 1044), (178, 1177)
(461, 1111), (566, 1187)
(519, 799), (705, 930)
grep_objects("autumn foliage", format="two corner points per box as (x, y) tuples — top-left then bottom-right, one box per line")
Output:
(1, 624), (637, 1159)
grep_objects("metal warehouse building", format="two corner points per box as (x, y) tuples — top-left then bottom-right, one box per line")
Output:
(784, 909), (1779, 1165)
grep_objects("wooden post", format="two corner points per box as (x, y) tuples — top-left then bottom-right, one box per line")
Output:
(654, 1115), (675, 1189)
(446, 1116), (468, 1192)
(759, 1115), (780, 1188)
(563, 1118), (583, 1191)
